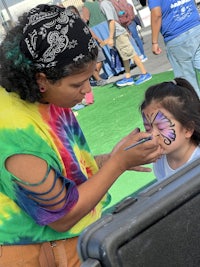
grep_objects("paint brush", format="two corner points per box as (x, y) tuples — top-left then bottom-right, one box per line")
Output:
(124, 136), (152, 151)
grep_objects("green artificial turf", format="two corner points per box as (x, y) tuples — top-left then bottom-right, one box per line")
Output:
(76, 70), (174, 210)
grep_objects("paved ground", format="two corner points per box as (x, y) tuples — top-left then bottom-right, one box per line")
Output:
(107, 25), (172, 84)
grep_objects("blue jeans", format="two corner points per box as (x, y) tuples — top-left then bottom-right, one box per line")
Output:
(128, 20), (146, 57)
(166, 24), (200, 97)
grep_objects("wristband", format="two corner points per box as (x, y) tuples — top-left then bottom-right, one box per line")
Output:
(152, 42), (158, 44)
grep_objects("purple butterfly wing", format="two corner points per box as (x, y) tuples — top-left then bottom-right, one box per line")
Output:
(153, 111), (176, 145)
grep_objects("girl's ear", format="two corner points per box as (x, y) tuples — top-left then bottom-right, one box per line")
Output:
(185, 121), (195, 138)
(185, 127), (194, 138)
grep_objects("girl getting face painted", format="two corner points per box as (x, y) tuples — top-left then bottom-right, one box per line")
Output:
(140, 78), (200, 181)
(142, 110), (176, 146)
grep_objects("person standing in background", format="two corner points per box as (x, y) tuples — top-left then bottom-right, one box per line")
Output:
(100, 0), (152, 87)
(109, 0), (145, 60)
(126, 0), (148, 62)
(82, 0), (106, 28)
(82, 0), (122, 79)
(149, 0), (200, 97)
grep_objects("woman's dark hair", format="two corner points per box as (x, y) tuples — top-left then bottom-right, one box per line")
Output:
(140, 77), (200, 145)
(0, 12), (98, 103)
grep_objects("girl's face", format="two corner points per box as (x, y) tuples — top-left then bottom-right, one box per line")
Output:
(142, 103), (193, 155)
(37, 61), (96, 108)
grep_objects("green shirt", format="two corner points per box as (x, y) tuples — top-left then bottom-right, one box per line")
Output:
(84, 0), (106, 27)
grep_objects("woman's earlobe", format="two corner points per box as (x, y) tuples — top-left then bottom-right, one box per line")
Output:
(36, 73), (48, 93)
(39, 87), (46, 93)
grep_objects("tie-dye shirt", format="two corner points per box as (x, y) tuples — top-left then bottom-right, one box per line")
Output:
(0, 87), (109, 245)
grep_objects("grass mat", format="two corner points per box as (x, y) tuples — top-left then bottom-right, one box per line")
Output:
(76, 70), (174, 209)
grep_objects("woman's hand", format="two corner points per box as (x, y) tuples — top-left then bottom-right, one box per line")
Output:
(110, 128), (162, 172)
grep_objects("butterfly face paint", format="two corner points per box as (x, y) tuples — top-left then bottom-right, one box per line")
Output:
(142, 110), (176, 145)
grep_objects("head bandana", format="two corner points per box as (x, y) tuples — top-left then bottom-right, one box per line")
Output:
(20, 4), (97, 69)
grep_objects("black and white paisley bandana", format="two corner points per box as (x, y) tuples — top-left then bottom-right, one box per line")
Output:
(20, 4), (97, 69)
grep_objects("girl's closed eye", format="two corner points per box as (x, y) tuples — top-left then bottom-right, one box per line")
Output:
(155, 123), (166, 131)
(144, 124), (152, 132)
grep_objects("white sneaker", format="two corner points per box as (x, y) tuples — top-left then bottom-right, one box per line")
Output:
(140, 55), (148, 63)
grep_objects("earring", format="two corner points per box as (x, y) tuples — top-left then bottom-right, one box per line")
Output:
(40, 87), (45, 92)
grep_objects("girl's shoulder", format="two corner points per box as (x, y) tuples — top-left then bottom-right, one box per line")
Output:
(191, 145), (200, 158)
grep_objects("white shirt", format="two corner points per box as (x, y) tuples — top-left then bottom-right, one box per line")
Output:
(153, 146), (200, 181)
